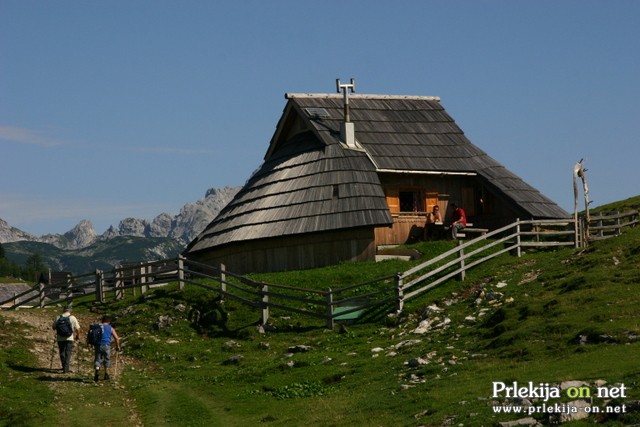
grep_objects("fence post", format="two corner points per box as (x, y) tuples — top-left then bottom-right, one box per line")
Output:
(38, 281), (45, 308)
(261, 284), (269, 325)
(395, 273), (404, 313)
(66, 274), (73, 302)
(177, 255), (185, 290)
(95, 269), (104, 303)
(598, 212), (604, 238)
(516, 219), (522, 257)
(616, 211), (622, 236)
(458, 240), (466, 281)
(140, 263), (148, 295)
(115, 269), (124, 299)
(326, 288), (334, 330)
(220, 263), (226, 301)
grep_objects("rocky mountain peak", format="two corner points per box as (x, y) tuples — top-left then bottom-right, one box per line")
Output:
(0, 218), (35, 243)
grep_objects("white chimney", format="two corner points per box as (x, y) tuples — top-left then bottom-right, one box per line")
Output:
(341, 121), (356, 148)
(336, 78), (357, 148)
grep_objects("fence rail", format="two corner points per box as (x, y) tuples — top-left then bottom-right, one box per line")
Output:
(2, 210), (637, 328)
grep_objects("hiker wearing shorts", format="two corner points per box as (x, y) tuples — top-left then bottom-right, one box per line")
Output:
(93, 315), (121, 381)
(52, 306), (81, 373)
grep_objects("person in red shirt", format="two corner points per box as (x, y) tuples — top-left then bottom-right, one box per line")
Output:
(450, 202), (467, 239)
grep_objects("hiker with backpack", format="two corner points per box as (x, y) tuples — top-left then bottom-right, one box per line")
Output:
(89, 315), (121, 381)
(51, 306), (81, 373)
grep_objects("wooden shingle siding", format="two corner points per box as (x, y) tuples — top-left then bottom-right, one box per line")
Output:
(189, 228), (376, 274)
(187, 127), (392, 255)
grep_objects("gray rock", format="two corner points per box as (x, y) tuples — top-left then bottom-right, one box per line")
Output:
(287, 345), (312, 353)
(223, 354), (244, 365)
(499, 417), (541, 427)
(406, 357), (428, 367)
(156, 315), (172, 329)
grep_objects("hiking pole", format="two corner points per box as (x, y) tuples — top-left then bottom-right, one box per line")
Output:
(49, 337), (57, 370)
(114, 349), (119, 380)
(76, 339), (81, 374)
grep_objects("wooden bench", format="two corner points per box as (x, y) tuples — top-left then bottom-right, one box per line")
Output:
(455, 224), (489, 239)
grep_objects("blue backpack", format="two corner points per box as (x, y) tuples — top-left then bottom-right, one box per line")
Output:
(87, 323), (103, 345)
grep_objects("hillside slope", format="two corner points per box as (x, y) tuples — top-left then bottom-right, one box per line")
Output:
(1, 210), (639, 426)
(3, 236), (183, 274)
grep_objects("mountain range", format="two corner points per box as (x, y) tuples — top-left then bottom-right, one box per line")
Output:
(0, 186), (239, 249)
(0, 186), (239, 275)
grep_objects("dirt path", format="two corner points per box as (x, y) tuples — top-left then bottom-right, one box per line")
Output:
(1, 308), (143, 426)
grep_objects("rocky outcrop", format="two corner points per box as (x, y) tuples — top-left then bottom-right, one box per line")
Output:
(39, 219), (98, 249)
(0, 218), (36, 243)
(167, 187), (239, 244)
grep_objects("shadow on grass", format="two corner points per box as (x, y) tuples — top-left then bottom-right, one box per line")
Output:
(8, 363), (54, 374)
(36, 375), (85, 383)
(9, 363), (87, 383)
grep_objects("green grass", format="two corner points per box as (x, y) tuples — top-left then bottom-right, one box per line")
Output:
(2, 215), (640, 425)
(0, 318), (56, 426)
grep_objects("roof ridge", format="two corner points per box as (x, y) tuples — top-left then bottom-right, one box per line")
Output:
(285, 93), (441, 101)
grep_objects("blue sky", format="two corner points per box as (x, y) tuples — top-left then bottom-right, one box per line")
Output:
(1, 1), (638, 235)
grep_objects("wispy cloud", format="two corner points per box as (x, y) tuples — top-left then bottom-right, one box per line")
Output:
(0, 125), (69, 147)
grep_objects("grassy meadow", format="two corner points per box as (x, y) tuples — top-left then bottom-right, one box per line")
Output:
(1, 197), (639, 426)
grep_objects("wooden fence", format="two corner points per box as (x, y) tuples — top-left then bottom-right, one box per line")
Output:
(588, 209), (638, 240)
(2, 211), (637, 328)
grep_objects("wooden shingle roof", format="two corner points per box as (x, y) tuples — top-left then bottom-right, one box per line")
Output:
(186, 127), (393, 253)
(284, 94), (568, 219)
(186, 93), (568, 254)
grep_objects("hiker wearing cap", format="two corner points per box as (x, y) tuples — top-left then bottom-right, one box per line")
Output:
(93, 315), (121, 381)
(52, 306), (81, 373)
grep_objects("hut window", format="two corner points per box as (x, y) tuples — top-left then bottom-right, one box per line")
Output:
(399, 191), (423, 212)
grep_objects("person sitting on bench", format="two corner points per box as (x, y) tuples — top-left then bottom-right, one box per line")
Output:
(425, 205), (444, 240)
(449, 202), (467, 239)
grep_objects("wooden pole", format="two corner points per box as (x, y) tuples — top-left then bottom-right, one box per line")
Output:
(326, 288), (334, 330)
(395, 273), (404, 313)
(38, 281), (45, 308)
(516, 219), (522, 257)
(95, 269), (104, 303)
(220, 263), (226, 301)
(261, 284), (269, 325)
(177, 255), (185, 290)
(140, 264), (147, 295)
(458, 240), (466, 281)
(115, 269), (123, 300)
(573, 162), (580, 248)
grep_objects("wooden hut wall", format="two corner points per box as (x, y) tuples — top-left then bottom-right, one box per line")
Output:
(189, 227), (376, 274)
(375, 173), (529, 245)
